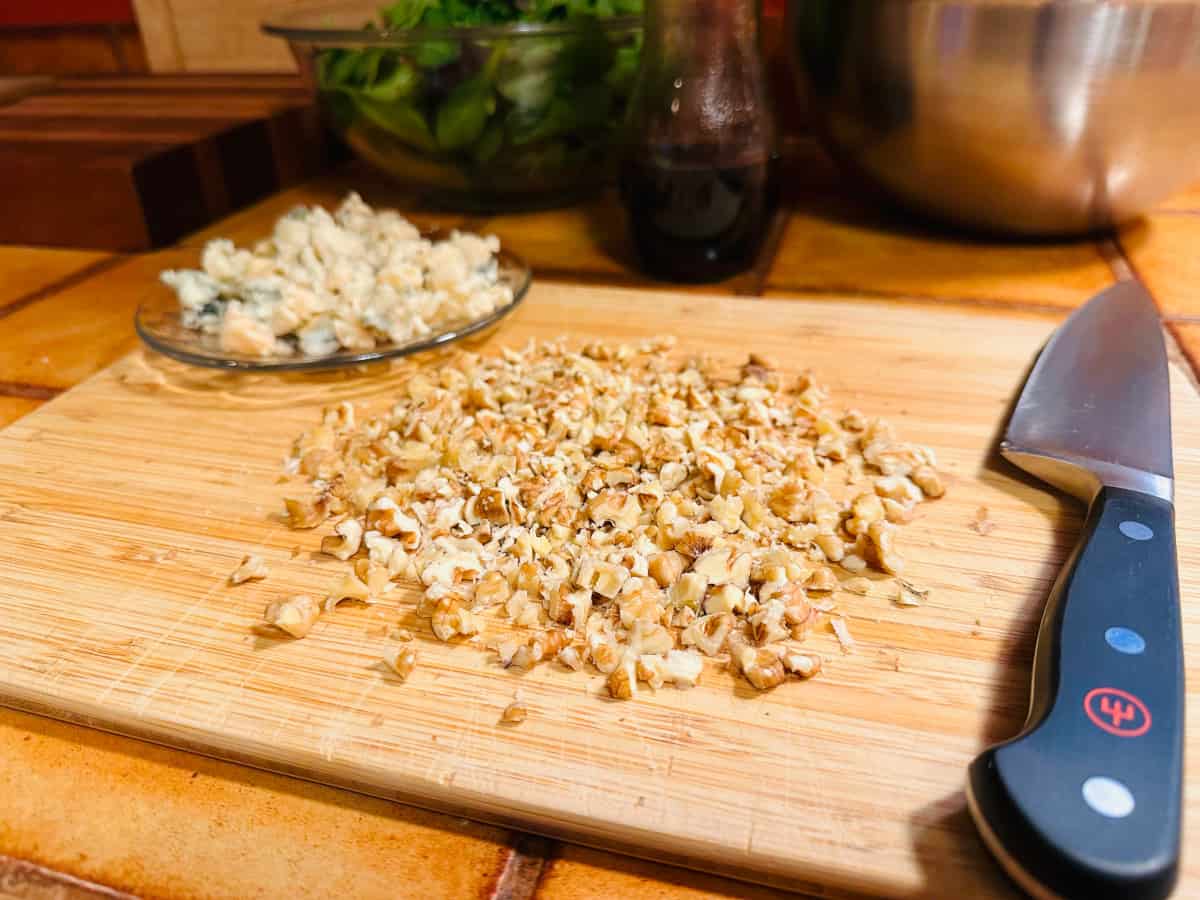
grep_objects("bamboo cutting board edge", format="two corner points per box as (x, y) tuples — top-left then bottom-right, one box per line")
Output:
(0, 688), (862, 896)
(0, 285), (1196, 899)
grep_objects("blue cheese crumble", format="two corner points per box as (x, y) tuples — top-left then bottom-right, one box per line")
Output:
(160, 192), (512, 357)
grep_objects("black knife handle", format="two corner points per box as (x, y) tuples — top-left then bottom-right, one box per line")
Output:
(968, 486), (1182, 900)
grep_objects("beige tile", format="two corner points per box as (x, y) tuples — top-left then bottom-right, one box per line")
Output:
(0, 707), (511, 900)
(536, 845), (799, 900)
(1169, 323), (1200, 381)
(1155, 180), (1200, 212)
(1120, 215), (1200, 317)
(0, 247), (110, 311)
(0, 396), (41, 429)
(476, 192), (766, 295)
(765, 193), (1114, 308)
(478, 193), (634, 282)
(0, 251), (190, 390)
(0, 853), (131, 899)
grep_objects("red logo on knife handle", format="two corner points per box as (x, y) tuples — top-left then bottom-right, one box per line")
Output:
(1084, 687), (1151, 737)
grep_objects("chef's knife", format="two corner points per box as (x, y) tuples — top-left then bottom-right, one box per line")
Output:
(966, 281), (1182, 900)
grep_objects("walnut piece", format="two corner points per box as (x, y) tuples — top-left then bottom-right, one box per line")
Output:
(782, 650), (822, 679)
(648, 551), (687, 588)
(500, 701), (528, 724)
(733, 642), (786, 691)
(264, 595), (320, 638)
(284, 495), (329, 529)
(321, 518), (364, 560)
(866, 521), (903, 575)
(229, 554), (268, 585)
(383, 645), (417, 680)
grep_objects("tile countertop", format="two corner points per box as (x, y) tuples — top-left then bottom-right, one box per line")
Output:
(0, 145), (1198, 900)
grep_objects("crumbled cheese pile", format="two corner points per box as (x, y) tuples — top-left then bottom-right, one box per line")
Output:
(160, 192), (512, 358)
(270, 339), (944, 698)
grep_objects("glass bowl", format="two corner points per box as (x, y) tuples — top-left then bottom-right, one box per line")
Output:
(136, 244), (531, 372)
(263, 3), (642, 211)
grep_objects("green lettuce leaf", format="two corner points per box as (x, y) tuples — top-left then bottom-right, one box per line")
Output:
(355, 96), (438, 151)
(381, 0), (439, 27)
(435, 76), (497, 149)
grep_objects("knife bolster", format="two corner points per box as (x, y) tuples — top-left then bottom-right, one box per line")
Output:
(1001, 445), (1172, 504)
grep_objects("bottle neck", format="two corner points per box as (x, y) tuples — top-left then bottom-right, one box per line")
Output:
(644, 0), (761, 53)
(629, 0), (776, 159)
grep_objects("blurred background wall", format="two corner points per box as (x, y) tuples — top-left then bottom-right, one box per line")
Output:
(0, 0), (800, 128)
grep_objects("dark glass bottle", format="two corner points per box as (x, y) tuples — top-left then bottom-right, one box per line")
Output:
(620, 0), (779, 284)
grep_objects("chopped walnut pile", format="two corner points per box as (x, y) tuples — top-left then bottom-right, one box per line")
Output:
(269, 339), (944, 697)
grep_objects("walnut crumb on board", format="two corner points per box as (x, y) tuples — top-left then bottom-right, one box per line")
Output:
(831, 617), (856, 652)
(266, 339), (945, 698)
(500, 694), (528, 725)
(782, 650), (822, 679)
(970, 505), (996, 536)
(263, 595), (320, 638)
(842, 577), (872, 596)
(130, 548), (176, 564)
(383, 645), (417, 681)
(229, 554), (268, 585)
(895, 579), (928, 607)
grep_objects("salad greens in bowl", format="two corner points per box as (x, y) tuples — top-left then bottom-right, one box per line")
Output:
(264, 0), (642, 210)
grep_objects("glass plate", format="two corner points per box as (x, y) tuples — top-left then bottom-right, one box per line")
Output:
(135, 247), (531, 372)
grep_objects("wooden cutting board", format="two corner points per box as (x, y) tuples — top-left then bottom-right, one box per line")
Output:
(0, 284), (1196, 897)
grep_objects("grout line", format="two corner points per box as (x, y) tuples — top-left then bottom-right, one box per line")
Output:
(1104, 231), (1200, 385)
(490, 834), (552, 900)
(0, 381), (63, 401)
(0, 254), (126, 323)
(1096, 238), (1134, 282)
(1113, 228), (1152, 294)
(0, 853), (138, 899)
(1164, 323), (1200, 396)
(1111, 227), (1189, 320)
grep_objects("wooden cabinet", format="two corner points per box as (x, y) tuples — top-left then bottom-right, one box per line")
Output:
(0, 0), (145, 75)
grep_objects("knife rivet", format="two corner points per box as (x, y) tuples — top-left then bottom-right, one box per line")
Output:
(1118, 521), (1153, 542)
(1105, 626), (1146, 655)
(1082, 776), (1135, 819)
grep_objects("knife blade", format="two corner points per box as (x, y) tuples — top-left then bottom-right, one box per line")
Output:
(1003, 279), (1173, 503)
(966, 281), (1182, 900)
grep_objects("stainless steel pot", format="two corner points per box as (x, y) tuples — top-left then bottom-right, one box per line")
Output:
(791, 0), (1200, 235)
